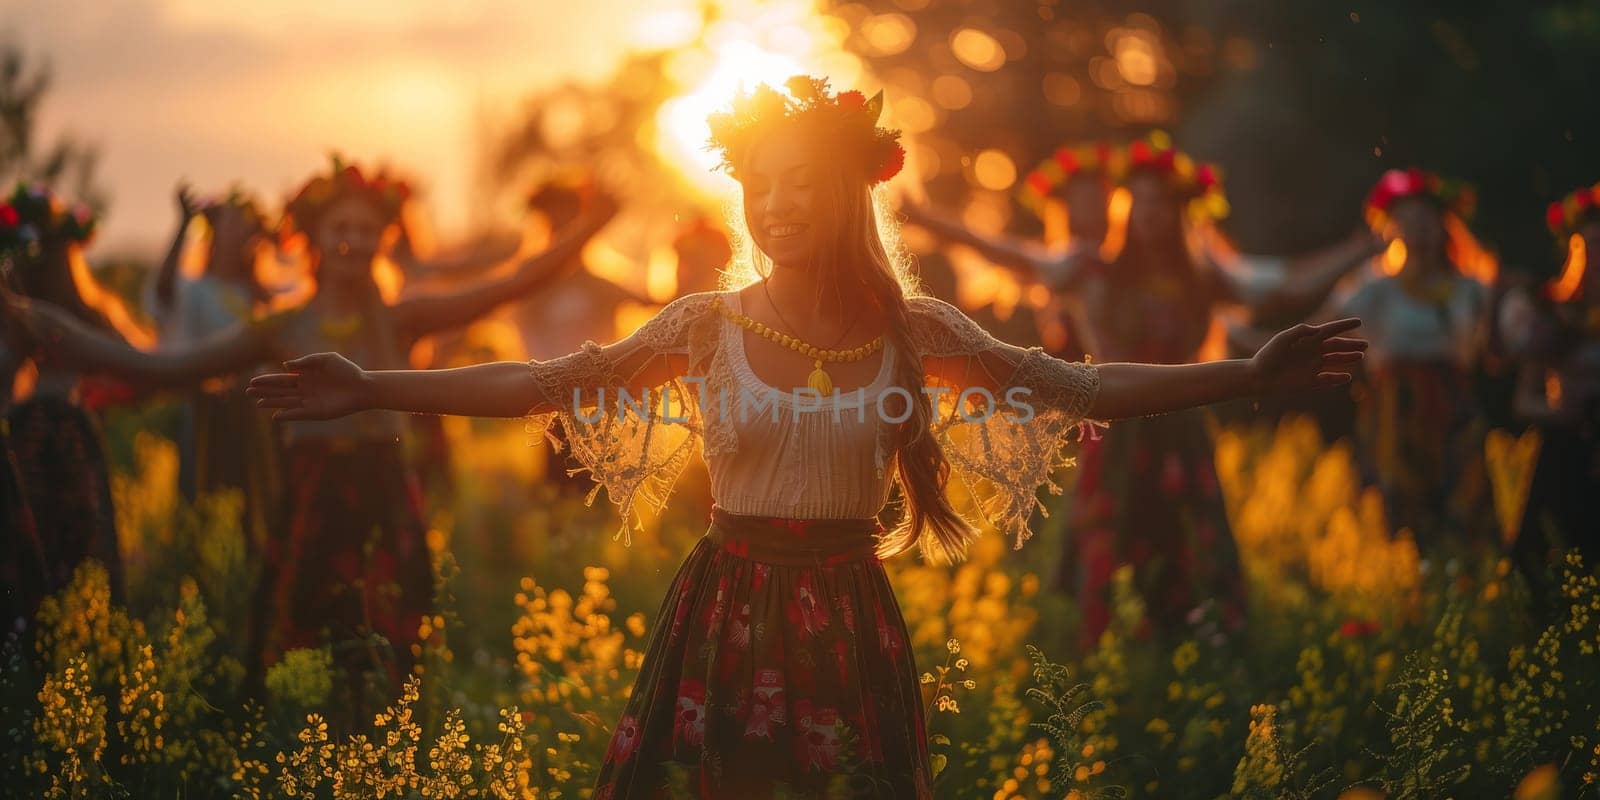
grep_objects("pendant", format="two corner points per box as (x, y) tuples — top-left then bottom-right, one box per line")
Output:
(807, 359), (833, 395)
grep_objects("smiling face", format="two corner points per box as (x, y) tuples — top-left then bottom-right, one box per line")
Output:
(741, 125), (825, 270)
(312, 194), (389, 283)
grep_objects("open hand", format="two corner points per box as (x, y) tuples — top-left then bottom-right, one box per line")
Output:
(246, 352), (373, 421)
(175, 181), (199, 219)
(1248, 318), (1367, 395)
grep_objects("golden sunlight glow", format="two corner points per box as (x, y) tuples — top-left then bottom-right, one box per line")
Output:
(1443, 213), (1498, 285)
(973, 149), (1017, 191)
(1040, 197), (1070, 248)
(179, 219), (211, 280)
(1099, 186), (1132, 262)
(645, 243), (679, 302)
(1547, 232), (1585, 303)
(70, 250), (156, 349)
(653, 0), (869, 204)
(583, 238), (642, 292)
(951, 28), (1005, 72)
(657, 41), (808, 196)
(1381, 238), (1406, 277)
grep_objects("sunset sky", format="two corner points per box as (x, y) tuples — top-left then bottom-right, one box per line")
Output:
(3, 0), (682, 255)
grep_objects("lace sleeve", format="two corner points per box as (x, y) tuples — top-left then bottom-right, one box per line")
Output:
(524, 291), (720, 543)
(906, 295), (1104, 549)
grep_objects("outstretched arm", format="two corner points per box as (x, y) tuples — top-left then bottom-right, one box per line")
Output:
(147, 183), (200, 319)
(248, 291), (709, 421)
(7, 292), (273, 388)
(391, 194), (619, 341)
(1089, 323), (1362, 419)
(902, 202), (1078, 287)
(1212, 229), (1384, 321)
(928, 312), (1364, 421)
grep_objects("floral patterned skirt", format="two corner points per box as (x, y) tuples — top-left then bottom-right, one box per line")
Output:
(1356, 362), (1484, 538)
(256, 439), (433, 708)
(1, 419), (47, 629)
(5, 397), (124, 614)
(594, 506), (933, 799)
(1056, 409), (1246, 648)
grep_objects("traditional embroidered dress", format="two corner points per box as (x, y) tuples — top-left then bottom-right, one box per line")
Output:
(1052, 266), (1246, 647)
(1, 408), (48, 629)
(146, 275), (283, 549)
(6, 395), (124, 606)
(1335, 273), (1489, 538)
(524, 289), (1100, 798)
(255, 305), (432, 713)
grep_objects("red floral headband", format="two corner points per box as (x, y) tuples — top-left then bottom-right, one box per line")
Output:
(1364, 167), (1476, 228)
(0, 182), (96, 260)
(1546, 181), (1600, 240)
(1121, 132), (1228, 220)
(282, 154), (411, 241)
(1017, 141), (1119, 216)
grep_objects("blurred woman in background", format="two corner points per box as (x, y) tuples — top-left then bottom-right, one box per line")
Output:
(5, 156), (618, 723)
(0, 183), (137, 622)
(1499, 184), (1600, 607)
(144, 181), (282, 547)
(901, 141), (1115, 362)
(1333, 168), (1493, 542)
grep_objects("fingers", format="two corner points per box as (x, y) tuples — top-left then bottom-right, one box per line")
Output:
(1320, 351), (1365, 365)
(271, 408), (321, 422)
(282, 352), (337, 371)
(248, 372), (298, 389)
(1321, 336), (1369, 353)
(1313, 318), (1362, 338)
(245, 386), (300, 402)
(1313, 372), (1354, 388)
(254, 396), (302, 409)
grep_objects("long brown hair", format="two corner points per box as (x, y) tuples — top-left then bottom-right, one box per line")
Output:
(734, 131), (978, 563)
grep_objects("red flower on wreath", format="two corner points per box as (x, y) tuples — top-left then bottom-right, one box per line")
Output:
(875, 142), (907, 184)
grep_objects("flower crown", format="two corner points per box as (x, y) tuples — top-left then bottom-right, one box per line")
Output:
(1364, 167), (1476, 228)
(0, 182), (97, 260)
(1017, 141), (1120, 215)
(706, 76), (906, 186)
(282, 154), (411, 240)
(1546, 181), (1600, 240)
(1121, 131), (1229, 220)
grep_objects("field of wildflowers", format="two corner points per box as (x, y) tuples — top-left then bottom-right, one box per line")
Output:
(4, 408), (1596, 799)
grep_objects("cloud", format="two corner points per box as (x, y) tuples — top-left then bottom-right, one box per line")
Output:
(1, 0), (644, 254)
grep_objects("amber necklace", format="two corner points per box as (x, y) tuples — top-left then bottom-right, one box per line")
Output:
(713, 287), (882, 395)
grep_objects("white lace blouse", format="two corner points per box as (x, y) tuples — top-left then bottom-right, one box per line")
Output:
(525, 288), (1102, 551)
(707, 289), (900, 520)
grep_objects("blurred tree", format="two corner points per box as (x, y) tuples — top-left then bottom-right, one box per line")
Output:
(0, 42), (106, 211)
(830, 0), (1600, 273)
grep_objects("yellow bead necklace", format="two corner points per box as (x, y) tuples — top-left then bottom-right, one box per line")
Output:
(711, 294), (883, 395)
